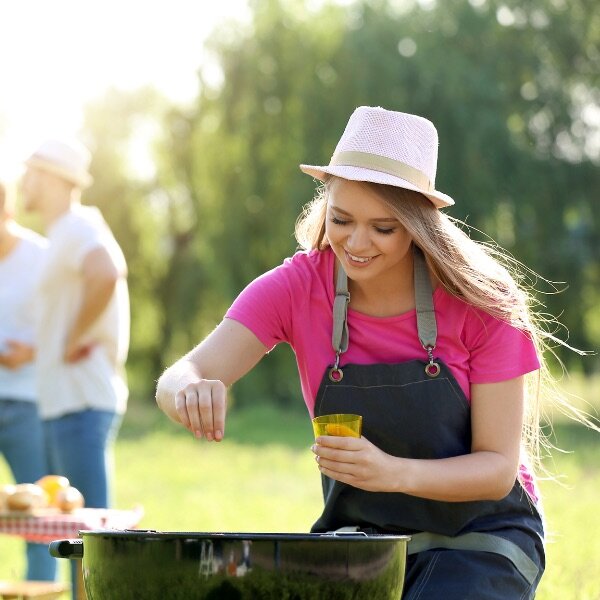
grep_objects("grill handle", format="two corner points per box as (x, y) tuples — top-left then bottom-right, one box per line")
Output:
(49, 539), (84, 559)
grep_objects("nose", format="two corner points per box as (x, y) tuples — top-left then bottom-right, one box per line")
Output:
(346, 225), (371, 253)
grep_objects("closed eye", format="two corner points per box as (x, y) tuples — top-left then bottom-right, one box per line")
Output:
(330, 217), (348, 226)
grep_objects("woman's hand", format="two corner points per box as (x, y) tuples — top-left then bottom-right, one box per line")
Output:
(311, 376), (528, 501)
(156, 319), (268, 440)
(175, 379), (227, 442)
(0, 340), (35, 369)
(312, 435), (400, 492)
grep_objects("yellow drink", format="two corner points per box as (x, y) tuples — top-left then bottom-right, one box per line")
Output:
(312, 414), (362, 438)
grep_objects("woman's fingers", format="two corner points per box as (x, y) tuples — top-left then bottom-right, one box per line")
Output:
(175, 380), (227, 441)
(312, 435), (397, 492)
(174, 388), (193, 431)
(312, 435), (362, 457)
(188, 387), (205, 437)
(196, 380), (226, 441)
(317, 457), (357, 476)
(210, 382), (227, 441)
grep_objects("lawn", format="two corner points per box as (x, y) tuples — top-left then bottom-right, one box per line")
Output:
(1, 389), (599, 599)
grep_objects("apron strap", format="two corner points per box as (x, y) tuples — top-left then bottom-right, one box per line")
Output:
(408, 531), (539, 586)
(413, 246), (437, 350)
(413, 246), (441, 377)
(331, 245), (440, 378)
(332, 265), (350, 355)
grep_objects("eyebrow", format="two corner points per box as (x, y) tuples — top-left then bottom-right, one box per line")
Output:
(329, 205), (398, 223)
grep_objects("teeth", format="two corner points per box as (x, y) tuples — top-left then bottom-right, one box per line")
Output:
(347, 252), (371, 263)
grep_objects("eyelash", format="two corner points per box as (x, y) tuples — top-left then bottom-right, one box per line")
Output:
(329, 217), (395, 235)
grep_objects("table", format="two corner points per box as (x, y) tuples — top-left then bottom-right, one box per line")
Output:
(0, 506), (144, 599)
(0, 506), (144, 544)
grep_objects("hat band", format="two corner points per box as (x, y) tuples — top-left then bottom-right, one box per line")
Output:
(329, 150), (433, 192)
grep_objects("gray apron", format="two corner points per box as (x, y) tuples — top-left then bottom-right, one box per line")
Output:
(311, 246), (544, 596)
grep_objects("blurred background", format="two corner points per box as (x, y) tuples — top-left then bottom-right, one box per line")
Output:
(1, 1), (599, 597)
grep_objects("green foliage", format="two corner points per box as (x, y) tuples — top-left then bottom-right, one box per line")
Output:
(75, 0), (599, 404)
(1, 400), (599, 598)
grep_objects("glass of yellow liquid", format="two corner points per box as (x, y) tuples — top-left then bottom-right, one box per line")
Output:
(312, 414), (362, 438)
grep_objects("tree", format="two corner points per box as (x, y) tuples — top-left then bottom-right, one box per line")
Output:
(82, 0), (599, 403)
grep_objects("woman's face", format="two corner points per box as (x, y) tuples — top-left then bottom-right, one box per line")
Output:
(325, 178), (413, 287)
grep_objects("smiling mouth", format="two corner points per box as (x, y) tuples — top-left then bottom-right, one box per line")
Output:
(345, 250), (375, 264)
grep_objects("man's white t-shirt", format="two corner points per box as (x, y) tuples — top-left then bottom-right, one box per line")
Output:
(0, 227), (47, 401)
(35, 205), (130, 419)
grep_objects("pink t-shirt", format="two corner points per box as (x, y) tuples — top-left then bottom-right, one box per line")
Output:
(226, 247), (541, 500)
(226, 248), (539, 412)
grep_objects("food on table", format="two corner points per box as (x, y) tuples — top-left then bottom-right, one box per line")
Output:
(56, 486), (85, 513)
(36, 475), (70, 506)
(0, 484), (17, 511)
(6, 483), (49, 511)
(1, 479), (84, 513)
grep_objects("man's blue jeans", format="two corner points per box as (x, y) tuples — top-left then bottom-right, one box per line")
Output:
(44, 409), (121, 599)
(0, 399), (58, 581)
(43, 409), (121, 509)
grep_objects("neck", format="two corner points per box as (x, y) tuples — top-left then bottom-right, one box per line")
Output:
(42, 192), (78, 229)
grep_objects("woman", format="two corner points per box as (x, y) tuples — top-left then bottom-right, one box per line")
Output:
(0, 181), (57, 581)
(157, 107), (578, 598)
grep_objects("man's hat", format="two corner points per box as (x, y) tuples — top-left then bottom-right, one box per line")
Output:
(25, 139), (93, 189)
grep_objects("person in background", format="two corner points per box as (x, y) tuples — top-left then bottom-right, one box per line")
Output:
(156, 106), (597, 598)
(0, 180), (57, 581)
(20, 140), (130, 598)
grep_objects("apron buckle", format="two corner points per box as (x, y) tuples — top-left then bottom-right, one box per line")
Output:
(328, 351), (344, 382)
(424, 345), (441, 378)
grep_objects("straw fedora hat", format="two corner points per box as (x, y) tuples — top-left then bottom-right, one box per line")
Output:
(25, 139), (93, 189)
(300, 106), (454, 208)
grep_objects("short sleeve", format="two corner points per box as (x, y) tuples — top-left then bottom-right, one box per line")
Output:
(465, 308), (540, 384)
(63, 220), (103, 272)
(225, 263), (294, 351)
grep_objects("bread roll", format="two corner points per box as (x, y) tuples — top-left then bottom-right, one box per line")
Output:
(0, 484), (17, 511)
(6, 483), (49, 512)
(56, 486), (84, 513)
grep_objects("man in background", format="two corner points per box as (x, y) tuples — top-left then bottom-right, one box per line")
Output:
(21, 140), (129, 598)
(0, 180), (56, 581)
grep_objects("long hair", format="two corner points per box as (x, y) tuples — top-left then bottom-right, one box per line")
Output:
(295, 176), (596, 475)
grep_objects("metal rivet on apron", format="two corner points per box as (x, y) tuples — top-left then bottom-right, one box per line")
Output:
(328, 351), (344, 382)
(425, 362), (441, 377)
(424, 345), (441, 378)
(328, 367), (344, 382)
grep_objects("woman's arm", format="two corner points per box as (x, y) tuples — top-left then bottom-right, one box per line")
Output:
(156, 318), (268, 441)
(313, 375), (527, 501)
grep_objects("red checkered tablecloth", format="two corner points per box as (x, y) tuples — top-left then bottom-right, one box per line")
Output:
(0, 506), (144, 543)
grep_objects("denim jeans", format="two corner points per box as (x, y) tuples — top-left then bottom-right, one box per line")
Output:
(0, 399), (58, 581)
(43, 409), (121, 509)
(43, 409), (121, 599)
(404, 547), (544, 600)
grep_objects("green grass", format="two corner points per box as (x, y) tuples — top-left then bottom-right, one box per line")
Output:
(1, 388), (599, 598)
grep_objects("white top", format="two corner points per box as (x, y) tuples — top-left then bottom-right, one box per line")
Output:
(0, 227), (47, 401)
(34, 205), (130, 419)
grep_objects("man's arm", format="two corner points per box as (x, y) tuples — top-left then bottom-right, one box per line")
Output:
(64, 246), (122, 362)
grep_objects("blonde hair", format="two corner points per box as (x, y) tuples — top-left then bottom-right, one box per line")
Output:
(295, 177), (596, 474)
